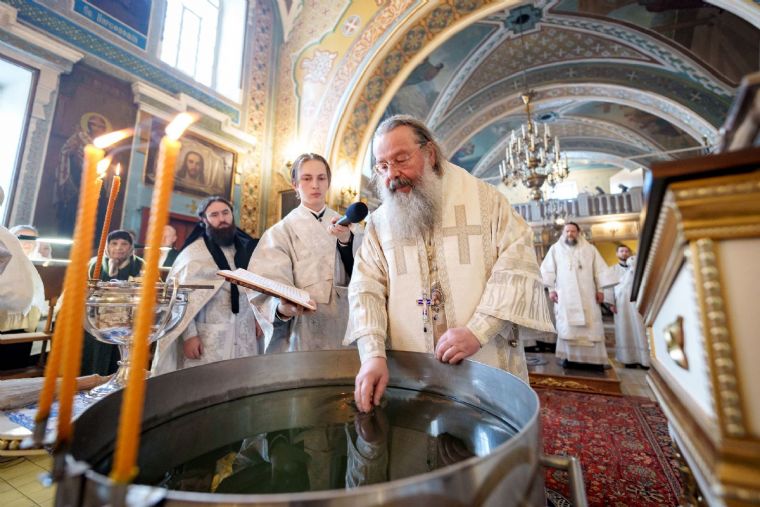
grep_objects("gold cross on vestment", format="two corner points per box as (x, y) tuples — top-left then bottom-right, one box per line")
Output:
(442, 205), (481, 264)
(382, 238), (416, 275)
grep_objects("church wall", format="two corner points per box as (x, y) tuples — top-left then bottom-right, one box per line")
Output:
(596, 240), (639, 267)
(0, 1), (279, 237)
(497, 168), (620, 205)
(0, 3), (84, 229)
(3, 1), (245, 124)
(266, 0), (397, 228)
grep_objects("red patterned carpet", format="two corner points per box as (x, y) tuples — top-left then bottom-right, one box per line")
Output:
(538, 389), (682, 506)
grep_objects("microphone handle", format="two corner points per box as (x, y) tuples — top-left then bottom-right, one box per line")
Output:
(336, 216), (351, 226)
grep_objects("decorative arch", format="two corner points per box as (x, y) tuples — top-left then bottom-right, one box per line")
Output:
(470, 117), (661, 178)
(327, 0), (524, 169)
(439, 81), (722, 157)
(326, 0), (737, 182)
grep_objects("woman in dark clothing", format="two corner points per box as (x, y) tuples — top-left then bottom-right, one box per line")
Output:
(81, 229), (144, 375)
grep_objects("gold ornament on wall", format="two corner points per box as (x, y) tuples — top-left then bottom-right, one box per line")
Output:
(664, 315), (688, 370)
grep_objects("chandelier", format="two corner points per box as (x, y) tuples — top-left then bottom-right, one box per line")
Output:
(499, 91), (569, 201)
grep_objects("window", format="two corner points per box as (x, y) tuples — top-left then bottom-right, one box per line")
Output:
(160, 0), (247, 102)
(548, 180), (578, 200)
(0, 57), (34, 224)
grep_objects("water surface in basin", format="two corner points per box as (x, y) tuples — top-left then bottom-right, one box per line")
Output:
(94, 385), (517, 494)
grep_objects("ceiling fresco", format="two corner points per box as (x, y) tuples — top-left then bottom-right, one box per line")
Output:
(385, 23), (495, 121)
(375, 0), (759, 191)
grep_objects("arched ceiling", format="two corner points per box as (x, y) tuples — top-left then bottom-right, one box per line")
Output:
(376, 0), (758, 187)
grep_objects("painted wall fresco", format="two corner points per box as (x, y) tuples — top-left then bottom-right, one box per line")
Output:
(554, 0), (760, 85)
(384, 22), (494, 121)
(563, 102), (699, 152)
(448, 116), (522, 173)
(33, 64), (137, 238)
(336, 0), (502, 163)
(267, 0), (421, 227)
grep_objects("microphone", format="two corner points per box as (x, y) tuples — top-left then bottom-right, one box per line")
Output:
(336, 202), (368, 226)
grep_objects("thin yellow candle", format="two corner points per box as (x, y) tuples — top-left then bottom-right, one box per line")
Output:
(35, 130), (132, 443)
(34, 150), (105, 437)
(110, 113), (195, 484)
(92, 163), (122, 280)
(53, 147), (105, 444)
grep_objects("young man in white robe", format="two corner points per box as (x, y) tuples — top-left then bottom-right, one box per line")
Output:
(153, 197), (262, 374)
(247, 153), (361, 353)
(346, 115), (555, 413)
(540, 222), (609, 369)
(603, 244), (631, 313)
(613, 255), (650, 368)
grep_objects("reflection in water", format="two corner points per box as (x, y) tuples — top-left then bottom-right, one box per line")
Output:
(129, 387), (515, 494)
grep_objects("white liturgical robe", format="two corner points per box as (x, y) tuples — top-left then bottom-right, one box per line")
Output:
(0, 226), (45, 332)
(540, 235), (609, 364)
(613, 256), (650, 366)
(345, 162), (554, 382)
(152, 238), (262, 374)
(603, 263), (627, 307)
(248, 205), (360, 353)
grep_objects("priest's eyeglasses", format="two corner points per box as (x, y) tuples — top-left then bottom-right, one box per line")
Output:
(373, 143), (427, 174)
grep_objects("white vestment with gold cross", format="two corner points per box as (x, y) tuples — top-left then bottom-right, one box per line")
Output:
(345, 162), (555, 382)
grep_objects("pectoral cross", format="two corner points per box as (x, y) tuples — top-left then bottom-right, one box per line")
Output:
(417, 292), (432, 333)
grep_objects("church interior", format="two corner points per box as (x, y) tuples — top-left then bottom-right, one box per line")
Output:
(1, 0), (759, 506)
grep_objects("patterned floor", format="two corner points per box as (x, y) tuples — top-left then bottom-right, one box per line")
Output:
(539, 389), (682, 506)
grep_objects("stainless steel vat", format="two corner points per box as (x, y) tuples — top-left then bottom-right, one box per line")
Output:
(59, 350), (583, 506)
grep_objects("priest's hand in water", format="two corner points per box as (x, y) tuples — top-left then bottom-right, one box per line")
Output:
(354, 408), (389, 445)
(435, 327), (481, 364)
(354, 357), (389, 413)
(183, 336), (203, 360)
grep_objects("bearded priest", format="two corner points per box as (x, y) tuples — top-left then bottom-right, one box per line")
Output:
(346, 115), (555, 413)
(153, 196), (262, 374)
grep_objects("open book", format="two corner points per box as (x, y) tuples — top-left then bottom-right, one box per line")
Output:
(217, 268), (316, 311)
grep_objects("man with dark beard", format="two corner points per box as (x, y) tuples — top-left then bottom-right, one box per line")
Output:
(152, 196), (262, 374)
(540, 222), (610, 370)
(346, 115), (555, 413)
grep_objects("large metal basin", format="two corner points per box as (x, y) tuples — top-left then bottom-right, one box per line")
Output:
(62, 350), (545, 506)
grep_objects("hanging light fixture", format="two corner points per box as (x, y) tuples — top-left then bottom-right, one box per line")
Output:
(499, 26), (569, 201)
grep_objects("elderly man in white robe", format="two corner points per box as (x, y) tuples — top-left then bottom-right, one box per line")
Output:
(248, 153), (361, 353)
(347, 115), (555, 413)
(613, 255), (650, 368)
(153, 196), (262, 374)
(540, 222), (609, 370)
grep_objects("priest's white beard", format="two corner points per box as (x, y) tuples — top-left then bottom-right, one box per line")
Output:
(374, 161), (442, 240)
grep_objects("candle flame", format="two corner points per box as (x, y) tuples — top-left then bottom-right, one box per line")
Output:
(166, 113), (196, 141)
(94, 128), (133, 149)
(97, 157), (111, 178)
(115, 163), (122, 176)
